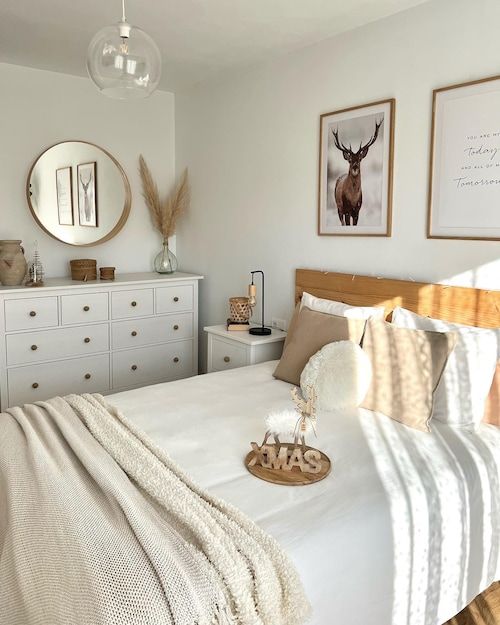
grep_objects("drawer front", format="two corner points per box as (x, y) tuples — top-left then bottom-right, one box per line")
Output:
(156, 285), (194, 314)
(112, 313), (194, 350)
(61, 293), (109, 325)
(8, 354), (110, 408)
(5, 297), (58, 332)
(6, 324), (109, 366)
(112, 340), (193, 389)
(112, 289), (154, 320)
(211, 337), (247, 371)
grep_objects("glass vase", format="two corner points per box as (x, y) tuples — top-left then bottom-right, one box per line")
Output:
(154, 239), (178, 274)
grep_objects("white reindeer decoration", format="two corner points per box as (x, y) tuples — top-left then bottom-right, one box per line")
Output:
(262, 386), (317, 450)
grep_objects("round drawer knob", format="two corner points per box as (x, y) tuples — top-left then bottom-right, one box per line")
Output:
(131, 364), (138, 371)
(224, 356), (231, 363)
(173, 357), (180, 363)
(131, 331), (137, 337)
(173, 296), (179, 302)
(31, 345), (38, 351)
(29, 311), (37, 317)
(131, 301), (137, 307)
(173, 324), (179, 331)
(84, 337), (91, 344)
(83, 306), (90, 312)
(32, 382), (39, 389)
(84, 373), (91, 380)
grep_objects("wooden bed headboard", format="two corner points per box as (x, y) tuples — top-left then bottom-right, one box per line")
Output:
(295, 269), (500, 329)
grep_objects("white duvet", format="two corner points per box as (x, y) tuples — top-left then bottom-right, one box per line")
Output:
(110, 361), (500, 625)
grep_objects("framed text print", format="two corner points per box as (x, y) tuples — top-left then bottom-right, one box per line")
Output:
(318, 98), (395, 237)
(428, 75), (500, 240)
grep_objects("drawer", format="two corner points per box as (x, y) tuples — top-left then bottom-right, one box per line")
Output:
(156, 285), (194, 314)
(6, 324), (109, 366)
(112, 340), (193, 389)
(5, 297), (58, 332)
(112, 289), (154, 319)
(112, 313), (193, 349)
(61, 293), (108, 325)
(211, 336), (247, 371)
(7, 354), (110, 408)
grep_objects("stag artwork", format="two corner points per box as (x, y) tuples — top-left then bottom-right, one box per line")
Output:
(331, 119), (383, 226)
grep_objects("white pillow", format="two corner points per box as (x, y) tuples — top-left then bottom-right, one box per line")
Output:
(391, 307), (499, 429)
(300, 340), (372, 411)
(301, 291), (385, 320)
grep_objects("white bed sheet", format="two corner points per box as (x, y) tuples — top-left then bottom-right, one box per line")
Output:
(110, 361), (500, 625)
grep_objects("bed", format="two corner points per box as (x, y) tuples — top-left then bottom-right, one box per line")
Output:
(2, 269), (500, 625)
(110, 269), (500, 625)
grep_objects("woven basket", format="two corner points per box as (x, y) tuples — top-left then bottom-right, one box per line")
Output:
(229, 297), (252, 323)
(70, 259), (97, 281)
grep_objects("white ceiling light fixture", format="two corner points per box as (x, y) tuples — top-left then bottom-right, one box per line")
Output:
(86, 0), (162, 100)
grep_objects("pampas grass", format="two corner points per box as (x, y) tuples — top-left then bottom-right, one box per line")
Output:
(139, 155), (189, 240)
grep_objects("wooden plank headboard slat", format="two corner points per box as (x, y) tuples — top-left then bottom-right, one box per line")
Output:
(295, 269), (500, 329)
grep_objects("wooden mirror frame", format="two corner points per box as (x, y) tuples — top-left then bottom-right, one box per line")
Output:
(26, 140), (132, 247)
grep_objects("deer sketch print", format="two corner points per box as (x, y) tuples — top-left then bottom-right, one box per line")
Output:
(331, 119), (383, 226)
(79, 170), (93, 223)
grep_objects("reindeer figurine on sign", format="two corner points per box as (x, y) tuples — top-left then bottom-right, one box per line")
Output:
(332, 118), (383, 227)
(245, 385), (331, 485)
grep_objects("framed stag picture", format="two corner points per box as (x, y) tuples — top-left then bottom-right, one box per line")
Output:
(428, 75), (500, 240)
(77, 161), (98, 228)
(318, 98), (395, 236)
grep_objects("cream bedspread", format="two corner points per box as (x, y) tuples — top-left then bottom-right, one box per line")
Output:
(0, 393), (309, 625)
(109, 361), (500, 625)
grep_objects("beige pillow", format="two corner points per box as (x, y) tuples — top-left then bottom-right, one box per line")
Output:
(273, 307), (366, 386)
(361, 318), (456, 432)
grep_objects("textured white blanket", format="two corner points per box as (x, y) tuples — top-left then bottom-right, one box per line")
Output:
(0, 394), (310, 625)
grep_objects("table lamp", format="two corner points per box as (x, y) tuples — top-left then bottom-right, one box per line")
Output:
(248, 270), (272, 336)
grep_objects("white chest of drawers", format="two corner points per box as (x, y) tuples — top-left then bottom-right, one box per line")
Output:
(0, 272), (203, 410)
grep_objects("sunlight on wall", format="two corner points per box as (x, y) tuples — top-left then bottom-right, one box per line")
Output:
(442, 259), (500, 290)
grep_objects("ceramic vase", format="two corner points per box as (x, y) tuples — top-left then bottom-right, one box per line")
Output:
(0, 240), (27, 286)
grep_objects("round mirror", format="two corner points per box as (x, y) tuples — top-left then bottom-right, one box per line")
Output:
(27, 141), (131, 246)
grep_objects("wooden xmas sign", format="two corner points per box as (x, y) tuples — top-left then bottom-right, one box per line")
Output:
(245, 443), (331, 486)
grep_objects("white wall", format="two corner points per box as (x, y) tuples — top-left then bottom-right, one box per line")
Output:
(0, 63), (175, 277)
(175, 0), (500, 367)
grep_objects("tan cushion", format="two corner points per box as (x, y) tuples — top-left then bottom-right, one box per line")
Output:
(483, 363), (500, 426)
(283, 302), (300, 351)
(361, 318), (456, 432)
(273, 307), (366, 386)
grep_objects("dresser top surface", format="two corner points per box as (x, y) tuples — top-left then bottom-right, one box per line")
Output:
(0, 271), (204, 295)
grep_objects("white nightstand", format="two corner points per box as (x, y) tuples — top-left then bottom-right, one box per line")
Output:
(204, 325), (287, 373)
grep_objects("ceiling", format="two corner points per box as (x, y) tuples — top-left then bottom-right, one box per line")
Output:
(0, 0), (430, 93)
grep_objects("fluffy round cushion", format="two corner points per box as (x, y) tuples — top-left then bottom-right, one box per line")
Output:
(300, 340), (372, 411)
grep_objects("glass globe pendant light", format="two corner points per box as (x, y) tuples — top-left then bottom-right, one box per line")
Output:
(87, 0), (161, 99)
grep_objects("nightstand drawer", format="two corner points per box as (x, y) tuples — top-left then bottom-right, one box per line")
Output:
(211, 337), (247, 371)
(5, 297), (58, 332)
(111, 289), (154, 319)
(6, 324), (109, 365)
(7, 354), (110, 407)
(61, 292), (109, 325)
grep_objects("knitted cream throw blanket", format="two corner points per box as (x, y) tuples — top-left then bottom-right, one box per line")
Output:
(0, 394), (310, 625)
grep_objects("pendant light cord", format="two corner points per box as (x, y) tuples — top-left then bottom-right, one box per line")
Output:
(121, 0), (127, 22)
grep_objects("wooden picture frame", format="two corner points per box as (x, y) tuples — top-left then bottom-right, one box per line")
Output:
(318, 98), (395, 237)
(77, 161), (98, 228)
(56, 166), (74, 226)
(428, 74), (500, 240)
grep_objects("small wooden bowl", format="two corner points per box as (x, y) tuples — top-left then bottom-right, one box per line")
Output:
(100, 266), (116, 281)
